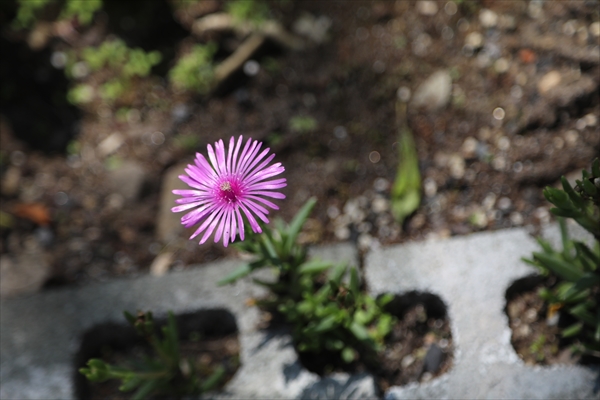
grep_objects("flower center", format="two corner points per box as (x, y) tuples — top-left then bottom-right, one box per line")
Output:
(219, 180), (239, 204)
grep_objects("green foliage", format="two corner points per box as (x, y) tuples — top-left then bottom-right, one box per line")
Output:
(67, 39), (161, 105)
(80, 311), (225, 400)
(289, 116), (318, 134)
(225, 0), (270, 25)
(391, 103), (421, 225)
(524, 159), (600, 357)
(66, 84), (94, 105)
(13, 0), (102, 29)
(220, 198), (396, 366)
(169, 44), (217, 94)
(60, 0), (102, 25)
(173, 134), (200, 151)
(543, 158), (600, 240)
(279, 267), (395, 362)
(13, 0), (52, 29)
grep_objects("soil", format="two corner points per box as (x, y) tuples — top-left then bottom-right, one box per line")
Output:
(505, 274), (599, 367)
(269, 291), (453, 393)
(73, 309), (240, 400)
(1, 0), (599, 390)
(85, 336), (240, 400)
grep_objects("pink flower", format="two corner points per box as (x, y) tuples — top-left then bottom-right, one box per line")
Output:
(172, 136), (286, 247)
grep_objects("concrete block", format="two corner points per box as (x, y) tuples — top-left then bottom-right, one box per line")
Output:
(0, 243), (366, 400)
(364, 227), (598, 399)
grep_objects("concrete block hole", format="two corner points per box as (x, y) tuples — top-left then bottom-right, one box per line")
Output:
(296, 290), (453, 393)
(72, 309), (240, 400)
(505, 274), (600, 367)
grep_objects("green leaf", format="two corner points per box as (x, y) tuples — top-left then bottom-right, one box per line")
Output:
(218, 264), (252, 286)
(558, 218), (572, 260)
(561, 322), (583, 338)
(165, 312), (179, 362)
(568, 303), (597, 326)
(327, 263), (347, 286)
(341, 347), (356, 363)
(118, 374), (143, 392)
(349, 321), (370, 341)
(533, 252), (584, 282)
(124, 311), (137, 325)
(561, 176), (584, 208)
(391, 122), (421, 224)
(260, 233), (279, 261)
(592, 158), (600, 177)
(200, 365), (225, 393)
(543, 187), (573, 210)
(284, 197), (317, 254)
(314, 315), (337, 333)
(349, 267), (360, 296)
(130, 379), (160, 400)
(582, 179), (598, 196)
(297, 260), (332, 275)
(535, 237), (554, 254)
(377, 293), (394, 307)
(573, 242), (600, 270)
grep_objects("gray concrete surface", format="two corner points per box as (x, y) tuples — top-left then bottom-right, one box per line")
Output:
(1, 243), (369, 399)
(1, 227), (598, 399)
(365, 225), (599, 399)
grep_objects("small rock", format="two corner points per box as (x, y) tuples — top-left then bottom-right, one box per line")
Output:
(171, 103), (191, 123)
(150, 252), (173, 277)
(423, 178), (437, 198)
(461, 137), (478, 158)
(401, 354), (415, 368)
(510, 212), (524, 226)
(411, 70), (452, 112)
(537, 71), (562, 95)
(448, 154), (465, 179)
(157, 162), (190, 242)
(423, 343), (444, 374)
(479, 9), (498, 28)
(334, 226), (350, 240)
(523, 308), (538, 323)
(98, 132), (124, 157)
(1, 166), (21, 196)
(0, 251), (50, 298)
(416, 1), (438, 16)
(497, 197), (512, 211)
(514, 324), (531, 339)
(358, 233), (373, 250)
(464, 32), (484, 49)
(293, 13), (332, 44)
(371, 197), (389, 213)
(469, 209), (488, 228)
(108, 161), (147, 201)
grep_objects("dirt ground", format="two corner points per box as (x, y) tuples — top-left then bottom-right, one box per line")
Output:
(1, 0), (599, 373)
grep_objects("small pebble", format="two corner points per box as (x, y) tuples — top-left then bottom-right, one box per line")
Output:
(401, 354), (415, 368)
(496, 136), (510, 151)
(492, 156), (506, 171)
(564, 130), (578, 146)
(423, 343), (444, 373)
(497, 197), (512, 210)
(371, 197), (389, 213)
(510, 212), (524, 226)
(479, 9), (498, 28)
(417, 1), (438, 16)
(461, 137), (478, 158)
(464, 32), (483, 48)
(373, 177), (389, 192)
(538, 71), (561, 94)
(424, 178), (438, 197)
(327, 205), (340, 219)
